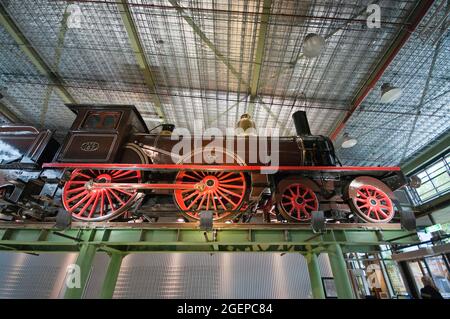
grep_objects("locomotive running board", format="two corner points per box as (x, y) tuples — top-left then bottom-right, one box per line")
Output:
(43, 163), (401, 173)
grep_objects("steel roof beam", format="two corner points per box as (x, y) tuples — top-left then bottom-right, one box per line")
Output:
(117, 0), (166, 121)
(329, 0), (436, 140)
(167, 0), (282, 126)
(0, 4), (76, 105)
(0, 101), (21, 123)
(248, 0), (272, 115)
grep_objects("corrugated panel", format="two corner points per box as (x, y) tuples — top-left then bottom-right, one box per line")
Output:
(112, 253), (317, 299)
(0, 252), (77, 299)
(318, 253), (333, 277)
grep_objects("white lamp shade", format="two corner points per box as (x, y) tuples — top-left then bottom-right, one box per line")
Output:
(341, 134), (358, 148)
(303, 33), (326, 58)
(381, 83), (402, 103)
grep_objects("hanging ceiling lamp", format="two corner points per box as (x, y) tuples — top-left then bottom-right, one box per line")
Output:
(236, 113), (256, 136)
(341, 133), (358, 149)
(303, 33), (326, 58)
(380, 83), (402, 103)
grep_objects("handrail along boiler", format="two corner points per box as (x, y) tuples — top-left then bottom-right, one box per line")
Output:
(0, 104), (415, 225)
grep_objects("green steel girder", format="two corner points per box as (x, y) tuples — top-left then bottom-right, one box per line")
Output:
(401, 130), (450, 175)
(117, 0), (166, 121)
(248, 0), (272, 115)
(0, 3), (76, 105)
(0, 225), (419, 253)
(0, 101), (21, 123)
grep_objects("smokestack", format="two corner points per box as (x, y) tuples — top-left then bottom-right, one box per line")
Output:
(292, 111), (311, 135)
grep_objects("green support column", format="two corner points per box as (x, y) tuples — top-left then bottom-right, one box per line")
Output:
(306, 253), (325, 299)
(100, 253), (124, 299)
(327, 243), (354, 299)
(64, 244), (97, 299)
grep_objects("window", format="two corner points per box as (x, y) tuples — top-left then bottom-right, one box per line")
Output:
(82, 112), (121, 130)
(409, 154), (450, 205)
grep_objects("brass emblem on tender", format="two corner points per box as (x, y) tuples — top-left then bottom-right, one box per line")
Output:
(80, 142), (100, 152)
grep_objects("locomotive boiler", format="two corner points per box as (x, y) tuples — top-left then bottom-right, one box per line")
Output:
(0, 104), (414, 226)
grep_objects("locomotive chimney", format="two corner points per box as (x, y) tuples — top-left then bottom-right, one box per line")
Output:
(292, 111), (311, 135)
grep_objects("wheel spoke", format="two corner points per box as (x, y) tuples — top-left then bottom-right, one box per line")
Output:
(211, 192), (217, 211)
(218, 172), (234, 181)
(187, 193), (202, 210)
(67, 190), (89, 203)
(74, 193), (97, 217)
(218, 186), (242, 198)
(216, 189), (237, 207)
(377, 208), (388, 219)
(191, 171), (204, 179)
(66, 186), (86, 195)
(113, 170), (135, 179)
(184, 190), (199, 201)
(220, 177), (244, 184)
(114, 176), (140, 182)
(213, 190), (227, 210)
(100, 191), (105, 216)
(357, 190), (368, 198)
(219, 184), (244, 190)
(69, 193), (91, 213)
(76, 172), (92, 180)
(302, 207), (310, 219)
(114, 188), (133, 197)
(108, 189), (125, 205)
(88, 192), (101, 218)
(182, 173), (201, 181)
(196, 193), (207, 211)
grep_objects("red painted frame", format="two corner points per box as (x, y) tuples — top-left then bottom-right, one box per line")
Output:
(43, 162), (401, 172)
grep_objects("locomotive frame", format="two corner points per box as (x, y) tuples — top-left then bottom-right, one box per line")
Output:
(0, 104), (416, 228)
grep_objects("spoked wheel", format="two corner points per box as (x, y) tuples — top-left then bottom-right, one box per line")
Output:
(174, 170), (247, 222)
(278, 183), (319, 222)
(347, 176), (395, 223)
(63, 169), (142, 222)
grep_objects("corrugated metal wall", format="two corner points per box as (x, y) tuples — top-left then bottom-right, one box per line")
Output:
(0, 252), (334, 299)
(0, 252), (77, 298)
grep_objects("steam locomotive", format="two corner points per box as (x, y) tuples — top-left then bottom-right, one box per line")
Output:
(0, 104), (415, 226)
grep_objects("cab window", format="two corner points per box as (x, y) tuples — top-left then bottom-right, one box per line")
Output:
(82, 112), (121, 130)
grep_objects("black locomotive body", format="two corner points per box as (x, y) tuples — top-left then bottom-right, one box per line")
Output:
(0, 104), (412, 226)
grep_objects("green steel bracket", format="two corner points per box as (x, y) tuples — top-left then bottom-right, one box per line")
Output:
(0, 224), (420, 253)
(117, 0), (166, 121)
(100, 252), (125, 299)
(306, 253), (325, 299)
(0, 3), (76, 105)
(327, 243), (354, 299)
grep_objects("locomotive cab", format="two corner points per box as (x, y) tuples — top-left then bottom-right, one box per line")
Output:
(55, 105), (149, 163)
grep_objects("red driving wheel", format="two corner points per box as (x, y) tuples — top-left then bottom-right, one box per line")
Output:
(174, 170), (246, 221)
(63, 169), (141, 222)
(279, 183), (319, 222)
(351, 185), (394, 223)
